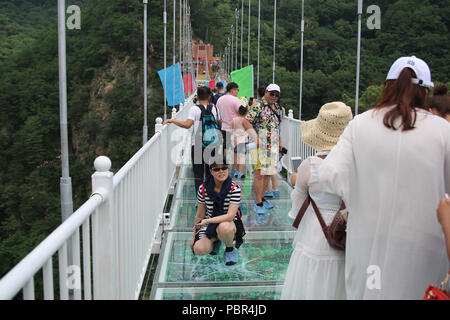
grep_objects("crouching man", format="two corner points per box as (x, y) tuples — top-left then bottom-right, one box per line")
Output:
(190, 159), (245, 265)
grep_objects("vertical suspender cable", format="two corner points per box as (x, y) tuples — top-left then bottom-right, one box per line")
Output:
(164, 0), (167, 121)
(355, 0), (363, 115)
(257, 0), (260, 88)
(205, 38), (209, 80)
(179, 0), (183, 101)
(231, 26), (234, 73)
(143, 0), (148, 145)
(272, 0), (277, 83)
(299, 0), (304, 120)
(235, 9), (238, 70)
(241, 1), (244, 69)
(196, 45), (199, 83)
(173, 0), (176, 108)
(248, 0), (251, 66)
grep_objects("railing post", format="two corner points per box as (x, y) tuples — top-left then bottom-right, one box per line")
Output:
(288, 109), (294, 119)
(179, 103), (184, 110)
(172, 107), (177, 119)
(155, 117), (163, 133)
(91, 156), (116, 300)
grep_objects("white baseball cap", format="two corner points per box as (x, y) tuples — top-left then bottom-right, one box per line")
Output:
(386, 56), (434, 88)
(266, 83), (281, 93)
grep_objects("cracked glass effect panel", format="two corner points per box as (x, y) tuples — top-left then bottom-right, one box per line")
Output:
(152, 285), (283, 300)
(156, 231), (295, 284)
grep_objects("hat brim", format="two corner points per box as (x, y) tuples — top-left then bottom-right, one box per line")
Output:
(301, 119), (339, 152)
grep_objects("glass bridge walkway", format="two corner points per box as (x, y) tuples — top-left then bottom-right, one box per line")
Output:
(149, 160), (296, 300)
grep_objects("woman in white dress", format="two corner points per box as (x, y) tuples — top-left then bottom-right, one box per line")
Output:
(281, 102), (353, 300)
(319, 56), (450, 299)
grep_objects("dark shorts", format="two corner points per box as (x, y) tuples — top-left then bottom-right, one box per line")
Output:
(233, 143), (247, 155)
(221, 130), (230, 152)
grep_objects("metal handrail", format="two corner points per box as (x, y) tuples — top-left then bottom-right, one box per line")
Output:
(0, 98), (194, 300)
(0, 194), (103, 300)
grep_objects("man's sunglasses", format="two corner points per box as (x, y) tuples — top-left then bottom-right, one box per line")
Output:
(212, 166), (229, 172)
(269, 92), (280, 97)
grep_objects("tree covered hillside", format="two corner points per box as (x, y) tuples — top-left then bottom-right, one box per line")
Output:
(0, 0), (449, 284)
(190, 0), (449, 118)
(0, 0), (169, 279)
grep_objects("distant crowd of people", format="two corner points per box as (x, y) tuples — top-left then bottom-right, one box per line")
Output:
(163, 55), (449, 299)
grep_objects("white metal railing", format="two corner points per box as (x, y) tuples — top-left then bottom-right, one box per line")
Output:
(0, 97), (193, 300)
(280, 109), (316, 174)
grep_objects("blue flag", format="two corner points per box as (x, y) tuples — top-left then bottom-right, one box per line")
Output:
(158, 63), (185, 106)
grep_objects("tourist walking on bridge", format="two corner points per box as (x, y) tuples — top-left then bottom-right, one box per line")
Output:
(246, 84), (284, 215)
(282, 102), (353, 300)
(163, 86), (221, 195)
(216, 82), (241, 159)
(319, 56), (450, 299)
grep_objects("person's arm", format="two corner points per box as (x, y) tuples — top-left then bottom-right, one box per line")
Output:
(197, 204), (239, 226)
(193, 203), (207, 230)
(242, 119), (261, 146)
(163, 118), (194, 129)
(437, 196), (450, 260)
(290, 172), (297, 186)
(288, 159), (310, 220)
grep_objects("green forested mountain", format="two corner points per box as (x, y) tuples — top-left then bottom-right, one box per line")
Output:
(0, 0), (167, 279)
(191, 0), (449, 118)
(0, 0), (448, 283)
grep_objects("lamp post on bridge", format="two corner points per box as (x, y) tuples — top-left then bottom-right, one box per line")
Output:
(57, 0), (73, 225)
(57, 0), (75, 300)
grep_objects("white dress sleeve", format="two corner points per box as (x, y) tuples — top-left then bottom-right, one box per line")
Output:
(288, 158), (311, 220)
(318, 120), (356, 203)
(445, 124), (450, 196)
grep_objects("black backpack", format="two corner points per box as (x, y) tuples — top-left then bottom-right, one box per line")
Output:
(197, 104), (221, 149)
(212, 93), (224, 106)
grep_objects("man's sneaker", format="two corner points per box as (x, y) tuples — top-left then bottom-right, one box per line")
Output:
(238, 172), (246, 179)
(264, 190), (274, 198)
(254, 202), (267, 215)
(262, 198), (274, 209)
(272, 190), (281, 198)
(223, 248), (239, 265)
(210, 240), (222, 255)
(230, 169), (237, 177)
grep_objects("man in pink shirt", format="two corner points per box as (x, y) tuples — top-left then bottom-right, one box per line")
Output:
(216, 82), (241, 157)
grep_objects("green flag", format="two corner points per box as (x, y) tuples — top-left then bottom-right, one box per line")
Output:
(231, 65), (254, 100)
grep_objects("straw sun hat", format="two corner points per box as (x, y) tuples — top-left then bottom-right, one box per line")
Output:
(301, 102), (353, 152)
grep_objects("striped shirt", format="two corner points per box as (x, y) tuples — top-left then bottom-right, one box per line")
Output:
(196, 183), (241, 220)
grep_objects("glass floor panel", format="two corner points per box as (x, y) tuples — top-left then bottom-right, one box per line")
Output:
(153, 231), (295, 285)
(169, 199), (296, 231)
(174, 178), (293, 201)
(151, 285), (283, 300)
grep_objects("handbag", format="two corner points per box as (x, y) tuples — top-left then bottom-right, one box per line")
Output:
(291, 154), (347, 251)
(424, 271), (450, 300)
(292, 193), (347, 251)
